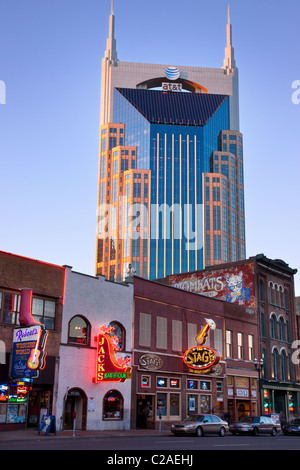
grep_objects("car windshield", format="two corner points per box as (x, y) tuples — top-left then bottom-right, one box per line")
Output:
(239, 416), (260, 423)
(289, 419), (300, 425)
(183, 415), (204, 422)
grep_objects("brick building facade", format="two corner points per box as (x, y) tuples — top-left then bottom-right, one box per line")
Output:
(131, 275), (259, 429)
(157, 253), (300, 422)
(0, 251), (65, 430)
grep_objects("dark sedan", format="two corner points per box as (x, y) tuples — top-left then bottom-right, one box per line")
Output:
(229, 416), (280, 436)
(282, 418), (300, 436)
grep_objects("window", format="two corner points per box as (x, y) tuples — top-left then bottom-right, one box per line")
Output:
(272, 348), (279, 379)
(259, 280), (264, 302)
(157, 317), (167, 349)
(248, 335), (254, 360)
(103, 390), (124, 420)
(237, 332), (243, 359)
(31, 298), (56, 330)
(68, 316), (90, 345)
(187, 323), (197, 349)
(139, 313), (151, 347)
(172, 320), (182, 351)
(2, 292), (20, 324)
(108, 321), (126, 351)
(214, 328), (223, 355)
(226, 330), (232, 357)
(270, 314), (277, 339)
(278, 317), (285, 341)
(170, 393), (180, 416)
(187, 394), (198, 414)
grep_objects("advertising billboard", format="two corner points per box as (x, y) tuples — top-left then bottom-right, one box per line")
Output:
(169, 263), (255, 308)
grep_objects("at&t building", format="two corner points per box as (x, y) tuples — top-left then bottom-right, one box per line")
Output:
(96, 3), (246, 281)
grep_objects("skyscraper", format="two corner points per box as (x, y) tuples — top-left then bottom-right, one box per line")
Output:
(96, 3), (245, 281)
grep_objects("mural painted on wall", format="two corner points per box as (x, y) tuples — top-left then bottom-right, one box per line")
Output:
(169, 263), (255, 308)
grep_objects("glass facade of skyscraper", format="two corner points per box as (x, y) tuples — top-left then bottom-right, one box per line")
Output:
(101, 88), (237, 280)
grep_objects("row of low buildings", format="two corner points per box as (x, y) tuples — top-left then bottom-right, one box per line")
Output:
(0, 250), (299, 432)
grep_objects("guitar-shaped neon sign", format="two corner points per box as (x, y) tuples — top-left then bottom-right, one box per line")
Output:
(27, 326), (48, 371)
(195, 318), (216, 345)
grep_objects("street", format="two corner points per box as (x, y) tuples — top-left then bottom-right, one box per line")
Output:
(1, 433), (300, 452)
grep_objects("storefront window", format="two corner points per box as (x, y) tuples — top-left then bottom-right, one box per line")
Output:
(68, 316), (90, 346)
(200, 395), (211, 413)
(0, 383), (29, 424)
(263, 389), (272, 415)
(187, 394), (198, 414)
(103, 390), (124, 420)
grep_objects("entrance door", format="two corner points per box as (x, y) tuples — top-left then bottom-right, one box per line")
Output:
(63, 388), (87, 430)
(136, 395), (153, 428)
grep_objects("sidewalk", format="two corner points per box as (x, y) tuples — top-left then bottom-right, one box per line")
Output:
(0, 427), (171, 442)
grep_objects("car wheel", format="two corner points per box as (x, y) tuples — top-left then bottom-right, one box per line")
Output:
(271, 427), (277, 436)
(252, 427), (259, 436)
(195, 426), (203, 437)
(219, 427), (226, 437)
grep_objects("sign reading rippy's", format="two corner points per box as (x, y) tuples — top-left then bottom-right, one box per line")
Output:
(93, 324), (132, 383)
(183, 319), (221, 374)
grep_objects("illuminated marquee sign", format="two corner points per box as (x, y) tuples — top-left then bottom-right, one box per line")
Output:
(93, 324), (132, 383)
(183, 319), (221, 374)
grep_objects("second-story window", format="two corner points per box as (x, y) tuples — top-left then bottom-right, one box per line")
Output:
(68, 316), (91, 346)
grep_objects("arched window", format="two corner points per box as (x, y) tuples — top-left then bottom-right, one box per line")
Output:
(270, 314), (277, 339)
(103, 390), (124, 420)
(108, 321), (126, 351)
(278, 316), (285, 341)
(68, 315), (91, 346)
(268, 282), (274, 304)
(272, 348), (279, 379)
(280, 349), (288, 381)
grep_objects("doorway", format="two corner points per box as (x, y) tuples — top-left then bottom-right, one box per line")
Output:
(63, 388), (87, 430)
(136, 395), (154, 428)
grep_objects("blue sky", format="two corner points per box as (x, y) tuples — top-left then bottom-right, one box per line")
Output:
(0, 0), (299, 294)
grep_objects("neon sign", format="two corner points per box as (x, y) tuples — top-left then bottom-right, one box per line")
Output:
(183, 319), (221, 374)
(93, 324), (132, 383)
(11, 325), (48, 379)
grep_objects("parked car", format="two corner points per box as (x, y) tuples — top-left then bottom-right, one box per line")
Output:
(229, 416), (280, 436)
(171, 414), (229, 437)
(282, 418), (300, 436)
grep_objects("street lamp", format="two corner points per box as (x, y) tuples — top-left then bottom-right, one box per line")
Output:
(254, 358), (264, 415)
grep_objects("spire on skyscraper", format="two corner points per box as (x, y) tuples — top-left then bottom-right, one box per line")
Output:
(105, 0), (118, 63)
(223, 4), (236, 73)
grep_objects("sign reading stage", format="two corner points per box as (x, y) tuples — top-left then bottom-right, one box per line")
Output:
(183, 319), (221, 374)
